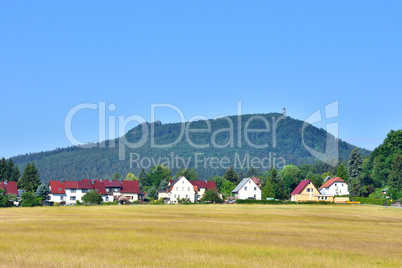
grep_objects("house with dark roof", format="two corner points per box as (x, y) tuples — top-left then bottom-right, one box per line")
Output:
(158, 177), (218, 203)
(319, 177), (349, 195)
(231, 177), (261, 200)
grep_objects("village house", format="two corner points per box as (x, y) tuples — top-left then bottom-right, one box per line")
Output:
(48, 179), (140, 205)
(319, 177), (349, 195)
(290, 180), (349, 203)
(158, 176), (217, 204)
(231, 177), (262, 200)
(290, 180), (333, 202)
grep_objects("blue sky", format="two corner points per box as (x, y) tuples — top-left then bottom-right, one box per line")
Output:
(1, 1), (401, 158)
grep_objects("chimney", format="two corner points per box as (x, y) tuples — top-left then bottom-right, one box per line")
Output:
(60, 178), (64, 183)
(4, 180), (7, 185)
(119, 179), (123, 183)
(91, 179), (94, 184)
(100, 179), (103, 182)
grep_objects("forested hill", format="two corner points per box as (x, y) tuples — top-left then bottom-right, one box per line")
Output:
(12, 113), (370, 184)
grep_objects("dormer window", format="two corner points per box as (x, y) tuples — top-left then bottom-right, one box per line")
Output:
(58, 188), (61, 191)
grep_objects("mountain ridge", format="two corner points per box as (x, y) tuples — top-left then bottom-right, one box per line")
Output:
(11, 113), (371, 184)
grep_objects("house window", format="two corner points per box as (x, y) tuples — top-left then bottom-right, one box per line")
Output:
(254, 194), (256, 198)
(245, 186), (247, 190)
(106, 188), (110, 192)
(325, 197), (328, 200)
(58, 188), (61, 191)
(182, 180), (184, 184)
(306, 188), (310, 192)
(70, 196), (76, 201)
(186, 195), (188, 198)
(318, 197), (320, 200)
(188, 187), (190, 191)
(335, 184), (337, 187)
(176, 187), (178, 191)
(178, 195), (180, 199)
(311, 188), (313, 192)
(82, 189), (87, 193)
(70, 189), (76, 193)
(174, 194), (176, 198)
(105, 196), (109, 201)
(182, 187), (184, 191)
(113, 188), (118, 192)
(254, 187), (257, 191)
(60, 196), (64, 201)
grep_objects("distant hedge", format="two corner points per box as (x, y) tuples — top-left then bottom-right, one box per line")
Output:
(351, 197), (389, 206)
(235, 199), (282, 204)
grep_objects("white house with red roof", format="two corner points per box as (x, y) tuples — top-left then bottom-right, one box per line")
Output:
(159, 176), (218, 203)
(319, 177), (349, 196)
(231, 177), (261, 200)
(48, 179), (140, 205)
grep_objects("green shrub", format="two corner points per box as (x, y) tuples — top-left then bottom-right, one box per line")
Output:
(351, 197), (386, 206)
(20, 191), (42, 207)
(82, 190), (103, 205)
(103, 200), (119, 205)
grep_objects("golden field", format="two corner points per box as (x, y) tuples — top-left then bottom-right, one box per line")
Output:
(0, 204), (401, 267)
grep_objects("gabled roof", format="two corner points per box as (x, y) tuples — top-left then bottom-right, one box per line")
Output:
(167, 177), (182, 192)
(232, 178), (250, 193)
(120, 181), (140, 194)
(250, 176), (262, 187)
(290, 180), (315, 195)
(92, 181), (107, 195)
(0, 181), (18, 195)
(320, 177), (345, 190)
(103, 180), (122, 187)
(49, 181), (66, 194)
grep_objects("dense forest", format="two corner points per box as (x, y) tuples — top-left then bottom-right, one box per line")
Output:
(11, 113), (370, 184)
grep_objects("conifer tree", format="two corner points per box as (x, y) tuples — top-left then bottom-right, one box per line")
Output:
(18, 162), (40, 192)
(223, 167), (239, 184)
(348, 148), (363, 196)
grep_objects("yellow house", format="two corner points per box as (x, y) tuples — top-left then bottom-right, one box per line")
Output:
(290, 180), (334, 202)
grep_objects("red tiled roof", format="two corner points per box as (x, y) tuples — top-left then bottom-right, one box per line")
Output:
(77, 181), (94, 189)
(103, 180), (122, 187)
(206, 181), (217, 190)
(63, 181), (80, 189)
(49, 181), (65, 194)
(92, 181), (107, 195)
(120, 181), (140, 194)
(320, 177), (345, 190)
(290, 180), (312, 195)
(251, 176), (262, 187)
(0, 181), (18, 195)
(189, 181), (217, 190)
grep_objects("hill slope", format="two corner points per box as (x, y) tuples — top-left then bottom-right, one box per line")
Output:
(12, 113), (370, 183)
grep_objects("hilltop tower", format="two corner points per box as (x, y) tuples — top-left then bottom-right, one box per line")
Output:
(283, 108), (286, 117)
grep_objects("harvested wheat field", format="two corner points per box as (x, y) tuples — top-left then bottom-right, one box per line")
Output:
(0, 204), (401, 267)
